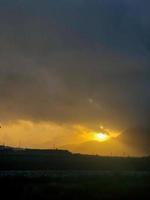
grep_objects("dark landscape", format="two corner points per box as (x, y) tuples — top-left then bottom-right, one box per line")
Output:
(0, 146), (150, 200)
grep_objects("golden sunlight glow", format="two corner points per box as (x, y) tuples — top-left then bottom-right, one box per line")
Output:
(95, 132), (110, 142)
(0, 121), (143, 156)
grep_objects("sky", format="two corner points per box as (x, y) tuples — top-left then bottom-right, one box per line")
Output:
(0, 0), (150, 156)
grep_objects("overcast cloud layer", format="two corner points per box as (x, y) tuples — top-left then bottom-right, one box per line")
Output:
(0, 0), (149, 130)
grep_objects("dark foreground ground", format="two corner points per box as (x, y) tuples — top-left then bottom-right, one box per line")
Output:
(0, 149), (150, 199)
(1, 170), (150, 200)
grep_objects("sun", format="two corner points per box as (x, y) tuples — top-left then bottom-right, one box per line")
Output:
(94, 132), (110, 142)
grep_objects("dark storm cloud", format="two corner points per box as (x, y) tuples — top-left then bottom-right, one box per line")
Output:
(0, 0), (149, 129)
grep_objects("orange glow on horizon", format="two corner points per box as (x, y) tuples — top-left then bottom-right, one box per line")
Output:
(0, 120), (144, 156)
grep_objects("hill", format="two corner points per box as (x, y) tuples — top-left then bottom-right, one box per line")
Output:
(0, 145), (150, 171)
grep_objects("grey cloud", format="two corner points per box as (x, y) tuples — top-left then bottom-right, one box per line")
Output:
(0, 0), (149, 129)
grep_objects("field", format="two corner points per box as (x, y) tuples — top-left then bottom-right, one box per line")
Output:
(1, 170), (150, 200)
(0, 149), (150, 199)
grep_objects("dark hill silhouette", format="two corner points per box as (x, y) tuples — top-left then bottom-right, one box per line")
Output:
(0, 145), (150, 171)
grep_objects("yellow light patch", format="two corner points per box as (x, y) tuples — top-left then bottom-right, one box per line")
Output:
(94, 132), (110, 142)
